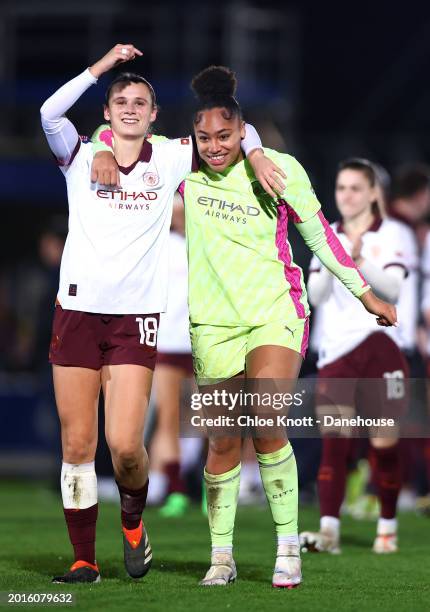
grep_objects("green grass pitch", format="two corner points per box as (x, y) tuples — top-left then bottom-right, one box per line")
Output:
(0, 482), (428, 611)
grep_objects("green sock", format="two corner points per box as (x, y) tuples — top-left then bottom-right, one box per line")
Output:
(204, 463), (241, 547)
(257, 442), (298, 536)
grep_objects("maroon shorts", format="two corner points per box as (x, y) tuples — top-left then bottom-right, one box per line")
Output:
(49, 305), (160, 370)
(156, 352), (194, 374)
(317, 332), (409, 419)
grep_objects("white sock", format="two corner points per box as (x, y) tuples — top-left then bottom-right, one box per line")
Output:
(212, 546), (233, 557)
(320, 516), (340, 534)
(147, 470), (167, 505)
(377, 517), (397, 535)
(277, 534), (299, 549)
(61, 461), (97, 509)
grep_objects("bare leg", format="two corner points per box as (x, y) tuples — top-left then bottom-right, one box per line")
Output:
(151, 364), (186, 471)
(103, 364), (153, 489)
(53, 365), (100, 463)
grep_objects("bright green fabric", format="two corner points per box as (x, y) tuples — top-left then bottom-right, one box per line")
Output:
(190, 317), (308, 383)
(257, 442), (298, 536)
(184, 149), (321, 327)
(204, 463), (241, 547)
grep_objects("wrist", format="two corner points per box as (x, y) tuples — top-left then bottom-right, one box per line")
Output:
(246, 147), (264, 160)
(359, 286), (372, 302)
(94, 149), (114, 157)
(88, 61), (105, 80)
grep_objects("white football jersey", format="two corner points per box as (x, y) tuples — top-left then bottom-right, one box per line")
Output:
(57, 138), (193, 314)
(309, 217), (415, 367)
(421, 231), (430, 354)
(157, 231), (191, 353)
(385, 223), (419, 351)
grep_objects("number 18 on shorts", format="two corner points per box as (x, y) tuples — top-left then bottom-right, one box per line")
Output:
(49, 306), (160, 370)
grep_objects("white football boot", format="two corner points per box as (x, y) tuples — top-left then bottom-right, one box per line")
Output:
(373, 533), (398, 554)
(199, 552), (237, 586)
(272, 543), (302, 588)
(299, 528), (341, 554)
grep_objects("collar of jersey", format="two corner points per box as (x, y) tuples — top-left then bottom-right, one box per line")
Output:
(336, 213), (383, 234)
(117, 140), (153, 175)
(201, 157), (248, 181)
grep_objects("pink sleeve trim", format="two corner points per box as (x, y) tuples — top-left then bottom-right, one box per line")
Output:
(177, 181), (186, 199)
(317, 211), (368, 287)
(99, 128), (114, 148)
(277, 199), (303, 224)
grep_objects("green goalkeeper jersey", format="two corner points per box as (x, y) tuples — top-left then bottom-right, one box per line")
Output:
(91, 128), (369, 325)
(182, 148), (321, 327)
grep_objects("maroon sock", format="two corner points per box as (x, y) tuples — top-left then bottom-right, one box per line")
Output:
(63, 503), (98, 565)
(164, 461), (186, 495)
(116, 481), (148, 530)
(318, 437), (351, 518)
(371, 444), (401, 519)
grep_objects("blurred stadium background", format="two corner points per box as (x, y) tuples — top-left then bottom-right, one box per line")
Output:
(1, 0), (430, 512)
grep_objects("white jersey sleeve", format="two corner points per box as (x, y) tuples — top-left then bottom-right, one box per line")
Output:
(242, 123), (262, 155)
(373, 219), (411, 272)
(386, 222), (419, 351)
(40, 68), (97, 169)
(359, 260), (405, 303)
(422, 232), (430, 312)
(153, 137), (195, 189)
(307, 253), (334, 305)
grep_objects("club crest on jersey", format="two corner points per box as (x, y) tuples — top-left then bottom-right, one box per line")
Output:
(143, 172), (159, 187)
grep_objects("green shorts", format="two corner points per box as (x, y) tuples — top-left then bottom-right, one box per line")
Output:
(190, 317), (309, 383)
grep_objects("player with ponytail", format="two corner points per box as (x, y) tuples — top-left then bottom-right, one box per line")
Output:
(184, 67), (396, 588)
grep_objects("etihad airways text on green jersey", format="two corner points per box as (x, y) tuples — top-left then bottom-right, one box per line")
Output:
(182, 148), (321, 327)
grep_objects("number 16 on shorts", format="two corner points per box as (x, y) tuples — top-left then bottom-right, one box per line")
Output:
(136, 316), (158, 347)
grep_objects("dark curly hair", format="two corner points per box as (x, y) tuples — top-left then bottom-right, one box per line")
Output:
(191, 65), (242, 124)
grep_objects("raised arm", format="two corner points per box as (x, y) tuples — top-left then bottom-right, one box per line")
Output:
(40, 69), (96, 165)
(40, 44), (142, 167)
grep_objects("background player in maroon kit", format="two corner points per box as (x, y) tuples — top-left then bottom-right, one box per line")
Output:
(300, 159), (410, 554)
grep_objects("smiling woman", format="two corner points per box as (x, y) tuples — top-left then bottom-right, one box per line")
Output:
(103, 73), (157, 164)
(39, 43), (285, 586)
(39, 43), (193, 585)
(178, 65), (400, 590)
(192, 66), (245, 171)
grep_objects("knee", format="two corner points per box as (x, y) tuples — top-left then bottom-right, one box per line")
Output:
(109, 440), (144, 468)
(62, 435), (95, 464)
(253, 438), (287, 455)
(208, 437), (240, 456)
